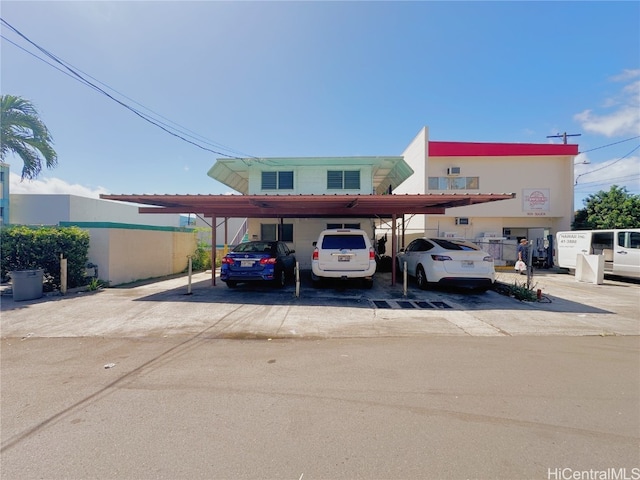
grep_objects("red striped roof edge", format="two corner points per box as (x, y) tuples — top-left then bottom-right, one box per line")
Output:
(428, 141), (579, 157)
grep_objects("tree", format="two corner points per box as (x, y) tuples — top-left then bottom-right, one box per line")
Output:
(0, 95), (58, 180)
(573, 185), (640, 230)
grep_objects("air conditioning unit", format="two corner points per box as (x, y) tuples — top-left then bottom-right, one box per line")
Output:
(447, 167), (461, 176)
(455, 217), (470, 226)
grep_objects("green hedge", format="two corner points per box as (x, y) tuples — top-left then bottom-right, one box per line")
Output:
(0, 225), (90, 290)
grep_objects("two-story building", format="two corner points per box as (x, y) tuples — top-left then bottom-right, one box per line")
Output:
(395, 127), (578, 264)
(207, 156), (415, 268)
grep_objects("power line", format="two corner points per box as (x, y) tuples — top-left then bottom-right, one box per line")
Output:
(574, 173), (640, 190)
(579, 135), (640, 154)
(1, 18), (259, 160)
(575, 144), (640, 185)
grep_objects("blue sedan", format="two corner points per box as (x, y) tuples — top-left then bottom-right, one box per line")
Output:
(220, 241), (297, 288)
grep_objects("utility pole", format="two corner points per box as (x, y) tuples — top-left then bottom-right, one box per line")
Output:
(546, 132), (581, 144)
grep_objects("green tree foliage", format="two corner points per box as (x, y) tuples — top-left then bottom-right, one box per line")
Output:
(0, 95), (58, 180)
(573, 185), (640, 230)
(1, 226), (90, 290)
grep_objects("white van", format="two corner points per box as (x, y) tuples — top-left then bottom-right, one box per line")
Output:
(555, 229), (640, 279)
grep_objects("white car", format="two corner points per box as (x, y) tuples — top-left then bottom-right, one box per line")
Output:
(396, 238), (495, 291)
(311, 229), (376, 288)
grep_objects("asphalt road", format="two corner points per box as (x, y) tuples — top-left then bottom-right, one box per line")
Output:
(1, 269), (638, 479)
(1, 335), (639, 480)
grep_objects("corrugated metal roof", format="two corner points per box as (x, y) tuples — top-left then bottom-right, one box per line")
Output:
(100, 193), (516, 219)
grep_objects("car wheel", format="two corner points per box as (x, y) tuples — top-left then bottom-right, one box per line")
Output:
(416, 266), (428, 290)
(226, 280), (238, 288)
(273, 269), (286, 288)
(363, 278), (373, 289)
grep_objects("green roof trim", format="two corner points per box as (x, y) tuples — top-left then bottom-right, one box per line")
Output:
(59, 221), (195, 233)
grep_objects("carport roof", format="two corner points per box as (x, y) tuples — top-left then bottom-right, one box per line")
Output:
(99, 192), (516, 218)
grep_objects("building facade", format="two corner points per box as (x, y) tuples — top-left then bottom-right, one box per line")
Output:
(394, 127), (579, 264)
(207, 128), (578, 267)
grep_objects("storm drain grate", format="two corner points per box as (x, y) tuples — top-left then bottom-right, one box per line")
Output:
(431, 301), (453, 309)
(373, 300), (392, 309)
(415, 301), (435, 309)
(372, 300), (455, 309)
(397, 301), (416, 309)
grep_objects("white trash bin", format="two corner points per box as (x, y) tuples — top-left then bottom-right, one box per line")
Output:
(10, 269), (44, 301)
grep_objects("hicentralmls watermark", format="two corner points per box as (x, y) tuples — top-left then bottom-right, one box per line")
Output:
(547, 468), (640, 480)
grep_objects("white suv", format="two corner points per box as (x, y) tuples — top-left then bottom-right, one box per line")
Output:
(311, 229), (376, 288)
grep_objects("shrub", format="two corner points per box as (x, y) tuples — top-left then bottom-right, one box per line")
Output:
(190, 241), (212, 271)
(0, 225), (90, 290)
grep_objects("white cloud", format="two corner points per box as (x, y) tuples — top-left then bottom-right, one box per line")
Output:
(574, 71), (640, 137)
(574, 154), (640, 193)
(9, 173), (109, 198)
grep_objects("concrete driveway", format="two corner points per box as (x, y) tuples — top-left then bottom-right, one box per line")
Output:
(1, 269), (638, 339)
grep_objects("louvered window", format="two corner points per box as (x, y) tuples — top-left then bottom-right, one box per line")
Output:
(327, 170), (360, 190)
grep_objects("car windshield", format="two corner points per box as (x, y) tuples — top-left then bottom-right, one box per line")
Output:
(233, 242), (273, 253)
(322, 235), (366, 250)
(431, 239), (480, 251)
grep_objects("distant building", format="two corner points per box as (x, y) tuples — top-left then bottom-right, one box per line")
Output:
(0, 163), (9, 226)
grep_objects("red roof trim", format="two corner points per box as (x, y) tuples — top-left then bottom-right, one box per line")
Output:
(428, 141), (579, 157)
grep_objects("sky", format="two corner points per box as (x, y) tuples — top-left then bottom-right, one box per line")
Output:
(2, 1), (639, 211)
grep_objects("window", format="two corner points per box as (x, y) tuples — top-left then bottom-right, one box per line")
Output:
(261, 223), (293, 242)
(618, 231), (640, 249)
(326, 223), (360, 229)
(321, 234), (366, 250)
(261, 171), (294, 190)
(428, 176), (480, 190)
(280, 224), (294, 242)
(327, 170), (360, 190)
(261, 224), (277, 241)
(406, 239), (433, 252)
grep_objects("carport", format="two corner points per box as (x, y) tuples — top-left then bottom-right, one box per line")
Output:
(100, 193), (515, 286)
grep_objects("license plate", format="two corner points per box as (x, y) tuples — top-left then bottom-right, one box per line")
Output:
(338, 255), (350, 262)
(240, 260), (254, 267)
(461, 260), (474, 268)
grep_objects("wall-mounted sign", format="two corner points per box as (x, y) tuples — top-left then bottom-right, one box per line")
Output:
(523, 188), (550, 213)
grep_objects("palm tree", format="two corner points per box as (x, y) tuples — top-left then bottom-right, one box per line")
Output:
(0, 95), (57, 180)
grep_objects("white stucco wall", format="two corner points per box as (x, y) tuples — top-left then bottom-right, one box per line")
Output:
(395, 127), (428, 195)
(393, 137), (575, 242)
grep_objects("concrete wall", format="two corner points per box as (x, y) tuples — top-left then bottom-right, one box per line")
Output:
(84, 225), (197, 286)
